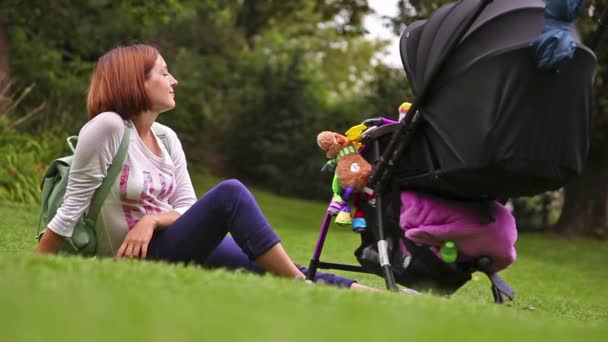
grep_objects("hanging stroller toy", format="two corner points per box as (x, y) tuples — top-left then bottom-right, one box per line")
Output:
(306, 0), (602, 303)
(317, 130), (374, 232)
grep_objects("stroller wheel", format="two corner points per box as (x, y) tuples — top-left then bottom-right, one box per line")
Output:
(402, 288), (421, 295)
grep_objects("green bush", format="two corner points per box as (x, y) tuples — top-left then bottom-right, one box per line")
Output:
(221, 54), (330, 199)
(0, 117), (63, 205)
(511, 191), (563, 230)
(220, 53), (414, 200)
(0, 83), (63, 204)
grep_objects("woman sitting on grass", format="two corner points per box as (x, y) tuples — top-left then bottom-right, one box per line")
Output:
(35, 43), (372, 290)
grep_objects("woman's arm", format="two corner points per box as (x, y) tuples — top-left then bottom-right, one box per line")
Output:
(36, 114), (123, 255)
(48, 113), (124, 237)
(147, 210), (181, 229)
(37, 209), (181, 256)
(115, 210), (181, 260)
(35, 229), (65, 254)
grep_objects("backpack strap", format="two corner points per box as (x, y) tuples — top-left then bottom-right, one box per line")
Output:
(152, 123), (171, 155)
(85, 121), (131, 224)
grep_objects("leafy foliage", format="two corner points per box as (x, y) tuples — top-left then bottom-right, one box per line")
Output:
(0, 81), (64, 204)
(0, 119), (63, 204)
(3, 0), (186, 133)
(222, 54), (331, 198)
(2, 0), (410, 199)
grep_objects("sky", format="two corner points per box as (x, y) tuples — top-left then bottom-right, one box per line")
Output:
(364, 0), (402, 68)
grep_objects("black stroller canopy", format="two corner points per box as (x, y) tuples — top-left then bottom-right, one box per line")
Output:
(400, 0), (594, 95)
(394, 0), (597, 198)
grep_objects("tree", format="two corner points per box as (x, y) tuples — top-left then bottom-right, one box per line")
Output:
(222, 53), (334, 198)
(0, 2), (11, 108)
(2, 0), (411, 200)
(219, 0), (388, 198)
(5, 0), (184, 132)
(554, 1), (608, 239)
(363, 64), (413, 117)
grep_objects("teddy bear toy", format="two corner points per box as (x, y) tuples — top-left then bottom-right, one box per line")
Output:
(317, 131), (373, 232)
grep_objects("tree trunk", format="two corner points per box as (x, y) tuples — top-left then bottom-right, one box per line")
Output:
(555, 2), (608, 240)
(554, 150), (608, 239)
(0, 17), (10, 108)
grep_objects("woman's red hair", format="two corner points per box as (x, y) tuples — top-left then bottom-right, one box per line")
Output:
(87, 44), (159, 120)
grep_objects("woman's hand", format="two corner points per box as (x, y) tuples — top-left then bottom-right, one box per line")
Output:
(116, 215), (158, 260)
(35, 229), (65, 254)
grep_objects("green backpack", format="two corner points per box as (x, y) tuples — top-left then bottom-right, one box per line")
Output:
(37, 121), (170, 257)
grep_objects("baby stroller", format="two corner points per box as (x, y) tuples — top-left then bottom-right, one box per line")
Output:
(306, 0), (600, 303)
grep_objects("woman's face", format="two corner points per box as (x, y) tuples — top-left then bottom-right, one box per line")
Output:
(145, 55), (178, 114)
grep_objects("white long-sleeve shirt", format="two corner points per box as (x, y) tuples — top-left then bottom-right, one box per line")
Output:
(48, 112), (197, 256)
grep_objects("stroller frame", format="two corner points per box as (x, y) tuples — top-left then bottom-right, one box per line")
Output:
(306, 122), (514, 303)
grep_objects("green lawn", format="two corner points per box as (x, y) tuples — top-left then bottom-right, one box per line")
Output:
(1, 175), (607, 341)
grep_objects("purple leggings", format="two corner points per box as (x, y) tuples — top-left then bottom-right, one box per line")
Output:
(147, 179), (355, 288)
